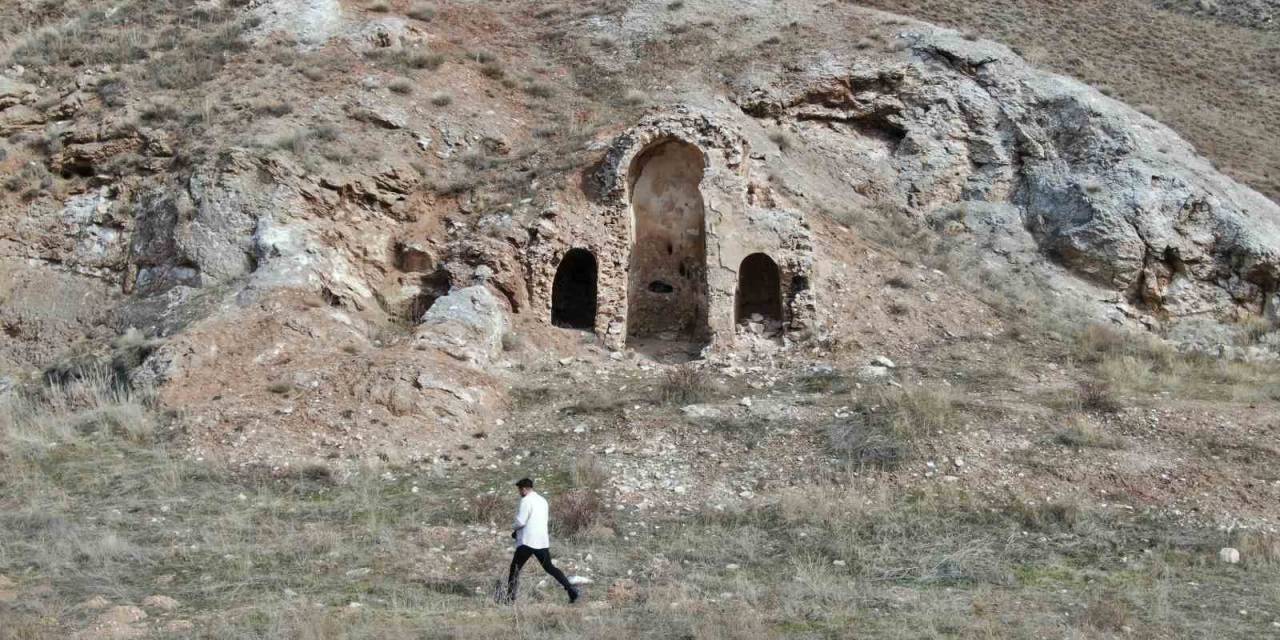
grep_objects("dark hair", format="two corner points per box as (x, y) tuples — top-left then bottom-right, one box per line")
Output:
(516, 478), (534, 489)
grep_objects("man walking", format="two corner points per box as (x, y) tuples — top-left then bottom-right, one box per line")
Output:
(506, 477), (579, 604)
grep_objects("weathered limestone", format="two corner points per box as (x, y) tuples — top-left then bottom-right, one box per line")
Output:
(737, 30), (1280, 324)
(414, 285), (508, 365)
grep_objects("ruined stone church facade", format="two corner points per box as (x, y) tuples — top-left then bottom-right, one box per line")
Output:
(526, 108), (817, 350)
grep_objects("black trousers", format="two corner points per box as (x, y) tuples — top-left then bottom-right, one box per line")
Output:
(507, 545), (573, 598)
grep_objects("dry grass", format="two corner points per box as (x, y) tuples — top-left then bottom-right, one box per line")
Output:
(1008, 497), (1082, 531)
(2, 373), (157, 458)
(1235, 315), (1276, 344)
(1070, 323), (1280, 403)
(567, 453), (609, 491)
(828, 386), (957, 468)
(1235, 531), (1280, 569)
(3, 387), (1277, 637)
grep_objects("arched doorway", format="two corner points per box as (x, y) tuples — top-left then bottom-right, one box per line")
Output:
(626, 139), (707, 343)
(551, 249), (597, 329)
(735, 253), (782, 324)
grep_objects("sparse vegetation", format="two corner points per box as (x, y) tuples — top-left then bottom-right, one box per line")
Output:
(885, 274), (914, 289)
(2, 363), (1278, 637)
(388, 77), (415, 95)
(1066, 323), (1280, 403)
(828, 386), (958, 469)
(405, 50), (446, 70)
(467, 492), (506, 524)
(553, 489), (605, 537)
(1053, 414), (1126, 449)
(407, 4), (436, 21)
(251, 98), (293, 117)
(479, 62), (506, 80)
(523, 82), (554, 98)
(567, 454), (609, 491)
(659, 364), (708, 404)
(2, 1), (1279, 637)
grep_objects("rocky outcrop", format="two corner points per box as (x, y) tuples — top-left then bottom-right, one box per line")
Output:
(413, 285), (509, 365)
(737, 30), (1280, 322)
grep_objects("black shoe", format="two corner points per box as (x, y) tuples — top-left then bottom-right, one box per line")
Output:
(568, 587), (580, 604)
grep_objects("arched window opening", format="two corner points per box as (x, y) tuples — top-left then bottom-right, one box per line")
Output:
(551, 249), (598, 330)
(735, 253), (783, 325)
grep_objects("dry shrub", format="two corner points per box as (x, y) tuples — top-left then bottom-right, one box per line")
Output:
(406, 4), (435, 21)
(1077, 379), (1124, 414)
(660, 364), (708, 404)
(555, 489), (605, 537)
(468, 493), (506, 524)
(388, 77), (414, 94)
(43, 328), (162, 390)
(1076, 323), (1135, 359)
(405, 51), (445, 70)
(885, 274), (914, 289)
(795, 369), (853, 394)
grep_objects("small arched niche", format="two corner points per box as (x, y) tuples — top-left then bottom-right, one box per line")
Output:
(735, 253), (783, 324)
(551, 248), (598, 330)
(626, 138), (708, 342)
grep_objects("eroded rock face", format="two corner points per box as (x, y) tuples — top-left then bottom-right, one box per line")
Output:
(414, 285), (509, 365)
(737, 30), (1280, 320)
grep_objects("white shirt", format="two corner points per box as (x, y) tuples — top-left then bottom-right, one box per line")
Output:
(513, 491), (551, 549)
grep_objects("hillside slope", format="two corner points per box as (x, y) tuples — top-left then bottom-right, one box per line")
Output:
(1, 1), (1279, 638)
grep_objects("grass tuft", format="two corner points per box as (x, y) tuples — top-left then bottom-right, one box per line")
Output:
(828, 387), (957, 469)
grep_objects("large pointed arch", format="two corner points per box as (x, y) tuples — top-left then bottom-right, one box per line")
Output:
(626, 138), (708, 343)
